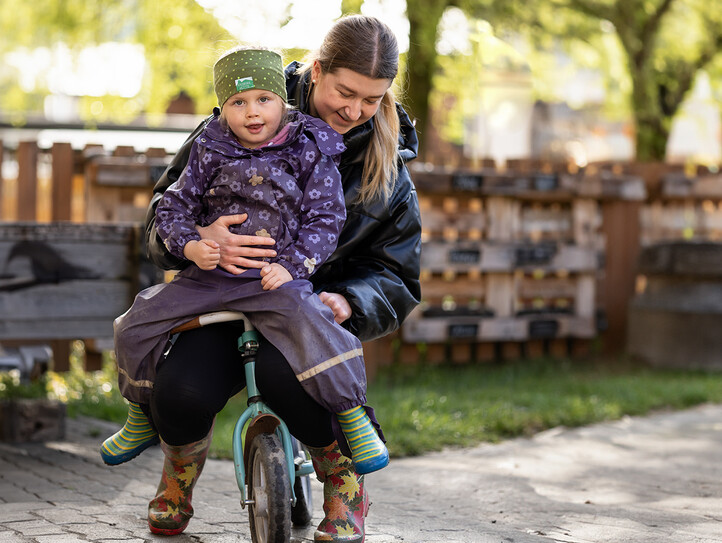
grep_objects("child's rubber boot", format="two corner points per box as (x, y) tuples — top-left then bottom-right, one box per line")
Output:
(147, 430), (212, 535)
(336, 405), (389, 475)
(100, 401), (159, 465)
(307, 441), (369, 543)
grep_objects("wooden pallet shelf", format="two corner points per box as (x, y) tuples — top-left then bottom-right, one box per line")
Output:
(404, 163), (610, 363)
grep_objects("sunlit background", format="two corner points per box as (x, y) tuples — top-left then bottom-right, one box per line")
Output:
(1, 0), (722, 164)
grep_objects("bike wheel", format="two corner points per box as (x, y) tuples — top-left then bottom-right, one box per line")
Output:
(290, 437), (313, 527)
(248, 433), (292, 543)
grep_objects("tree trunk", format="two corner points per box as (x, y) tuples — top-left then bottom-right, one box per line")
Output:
(626, 57), (670, 161)
(404, 0), (449, 158)
(634, 114), (669, 162)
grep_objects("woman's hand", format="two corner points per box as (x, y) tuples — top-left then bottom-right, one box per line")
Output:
(318, 292), (352, 324)
(196, 214), (277, 275)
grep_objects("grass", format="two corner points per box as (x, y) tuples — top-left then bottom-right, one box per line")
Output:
(367, 357), (722, 457)
(56, 344), (722, 459)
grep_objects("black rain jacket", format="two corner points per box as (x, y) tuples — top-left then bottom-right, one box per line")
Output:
(144, 62), (422, 342)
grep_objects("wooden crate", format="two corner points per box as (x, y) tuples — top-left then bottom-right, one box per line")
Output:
(0, 222), (140, 341)
(403, 271), (596, 344)
(0, 399), (65, 442)
(420, 240), (599, 274)
(641, 199), (722, 245)
(85, 146), (170, 222)
(402, 164), (608, 364)
(628, 241), (722, 371)
(419, 194), (485, 242)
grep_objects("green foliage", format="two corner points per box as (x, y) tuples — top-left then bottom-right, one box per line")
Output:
(281, 47), (311, 68)
(0, 341), (126, 425)
(135, 0), (234, 116)
(0, 0), (233, 120)
(49, 342), (129, 423)
(0, 0), (133, 50)
(404, 0), (454, 141)
(340, 0), (364, 15)
(424, 0), (722, 160)
(520, 0), (722, 160)
(0, 371), (50, 399)
(431, 19), (531, 146)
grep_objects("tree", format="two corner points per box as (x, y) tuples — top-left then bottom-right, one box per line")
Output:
(404, 0), (452, 149)
(404, 0), (722, 161)
(0, 0), (232, 122)
(341, 0), (364, 14)
(533, 0), (722, 161)
(404, 0), (522, 157)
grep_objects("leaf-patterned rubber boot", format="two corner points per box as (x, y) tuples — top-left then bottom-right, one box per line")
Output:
(307, 441), (370, 543)
(147, 430), (212, 536)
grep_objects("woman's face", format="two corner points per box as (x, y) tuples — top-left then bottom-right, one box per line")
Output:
(311, 62), (392, 135)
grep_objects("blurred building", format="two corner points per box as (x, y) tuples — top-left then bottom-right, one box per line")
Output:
(460, 54), (720, 167)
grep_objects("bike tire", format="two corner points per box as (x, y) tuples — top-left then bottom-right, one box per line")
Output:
(248, 433), (292, 543)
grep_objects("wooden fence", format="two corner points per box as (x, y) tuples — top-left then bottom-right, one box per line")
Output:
(0, 140), (168, 371)
(2, 137), (721, 376)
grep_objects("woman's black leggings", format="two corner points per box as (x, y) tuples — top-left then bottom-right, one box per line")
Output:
(148, 321), (334, 447)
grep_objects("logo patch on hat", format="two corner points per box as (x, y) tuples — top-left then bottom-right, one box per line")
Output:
(235, 77), (255, 92)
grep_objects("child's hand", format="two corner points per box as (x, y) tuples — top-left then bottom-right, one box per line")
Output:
(184, 239), (221, 270)
(260, 263), (292, 290)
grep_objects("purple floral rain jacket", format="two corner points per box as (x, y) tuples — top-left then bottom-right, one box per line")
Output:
(155, 109), (346, 279)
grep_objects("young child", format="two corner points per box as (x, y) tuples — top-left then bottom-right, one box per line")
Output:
(100, 48), (388, 476)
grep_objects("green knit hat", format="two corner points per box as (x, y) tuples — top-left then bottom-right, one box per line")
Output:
(213, 48), (287, 107)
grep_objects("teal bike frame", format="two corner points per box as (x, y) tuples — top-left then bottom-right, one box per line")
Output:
(231, 318), (314, 508)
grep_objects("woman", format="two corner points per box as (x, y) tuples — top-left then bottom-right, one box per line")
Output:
(133, 14), (420, 541)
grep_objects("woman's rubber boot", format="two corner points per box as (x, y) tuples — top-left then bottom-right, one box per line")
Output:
(147, 430), (212, 536)
(100, 401), (159, 465)
(307, 441), (369, 543)
(336, 405), (389, 475)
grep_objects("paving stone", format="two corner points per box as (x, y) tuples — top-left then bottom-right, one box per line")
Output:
(34, 536), (93, 543)
(0, 531), (33, 543)
(5, 519), (65, 537)
(0, 502), (55, 513)
(63, 521), (138, 539)
(0, 487), (41, 503)
(34, 507), (97, 525)
(0, 509), (35, 523)
(1, 406), (721, 542)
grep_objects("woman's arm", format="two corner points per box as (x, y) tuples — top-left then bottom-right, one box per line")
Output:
(316, 167), (422, 342)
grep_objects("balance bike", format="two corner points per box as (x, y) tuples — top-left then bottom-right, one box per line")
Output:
(172, 310), (315, 543)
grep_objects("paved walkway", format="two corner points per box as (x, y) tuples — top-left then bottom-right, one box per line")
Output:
(0, 403), (721, 542)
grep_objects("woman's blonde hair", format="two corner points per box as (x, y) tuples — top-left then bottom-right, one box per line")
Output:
(300, 15), (401, 204)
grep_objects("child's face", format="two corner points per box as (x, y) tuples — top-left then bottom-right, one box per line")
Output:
(222, 89), (285, 148)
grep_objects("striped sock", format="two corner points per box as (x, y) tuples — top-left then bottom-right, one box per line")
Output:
(100, 402), (159, 465)
(336, 405), (389, 475)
